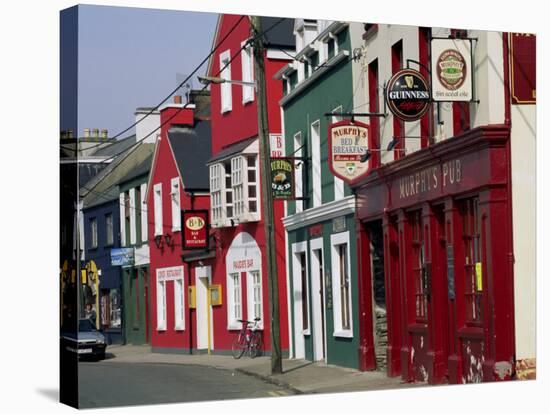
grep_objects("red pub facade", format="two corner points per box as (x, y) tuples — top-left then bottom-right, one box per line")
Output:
(350, 25), (536, 383)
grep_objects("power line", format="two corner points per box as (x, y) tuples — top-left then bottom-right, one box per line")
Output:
(79, 17), (287, 171)
(61, 15), (247, 153)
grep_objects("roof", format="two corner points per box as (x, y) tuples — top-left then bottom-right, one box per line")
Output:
(83, 184), (120, 210)
(206, 136), (257, 165)
(92, 134), (136, 157)
(261, 16), (295, 49)
(167, 120), (212, 191)
(117, 153), (153, 187)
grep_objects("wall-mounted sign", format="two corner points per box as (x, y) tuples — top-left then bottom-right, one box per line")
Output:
(332, 216), (347, 233)
(271, 158), (295, 199)
(209, 285), (223, 306)
(309, 224), (323, 238)
(510, 33), (536, 104)
(386, 69), (431, 121)
(110, 247), (135, 266)
(431, 39), (473, 102)
(328, 120), (370, 184)
(182, 210), (209, 249)
(270, 133), (286, 157)
(157, 265), (184, 282)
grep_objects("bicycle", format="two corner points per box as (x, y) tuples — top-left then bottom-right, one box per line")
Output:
(231, 318), (263, 359)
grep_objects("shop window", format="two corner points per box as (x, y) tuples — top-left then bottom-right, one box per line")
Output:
(109, 289), (122, 328)
(156, 279), (167, 331)
(331, 231), (353, 336)
(241, 40), (254, 104)
(90, 217), (98, 249)
(153, 183), (163, 237)
(219, 49), (232, 113)
(299, 252), (309, 332)
(461, 198), (482, 324)
(410, 211), (428, 322)
(105, 213), (113, 246)
(174, 278), (185, 330)
(171, 177), (181, 232)
(227, 272), (242, 328)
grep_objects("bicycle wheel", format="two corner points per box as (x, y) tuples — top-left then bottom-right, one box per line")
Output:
(249, 332), (263, 358)
(231, 333), (247, 359)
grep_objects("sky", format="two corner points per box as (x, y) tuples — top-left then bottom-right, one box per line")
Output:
(72, 4), (217, 139)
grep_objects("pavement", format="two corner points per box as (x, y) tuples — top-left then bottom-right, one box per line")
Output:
(103, 344), (421, 395)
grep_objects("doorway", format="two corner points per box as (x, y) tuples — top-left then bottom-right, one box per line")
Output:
(195, 266), (213, 352)
(310, 238), (326, 362)
(367, 220), (386, 371)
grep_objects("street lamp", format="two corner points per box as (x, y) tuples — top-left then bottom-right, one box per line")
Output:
(197, 75), (257, 90)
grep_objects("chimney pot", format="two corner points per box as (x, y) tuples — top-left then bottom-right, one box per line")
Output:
(67, 129), (74, 139)
(173, 95), (182, 104)
(101, 129), (108, 139)
(84, 128), (90, 138)
(92, 128), (99, 138)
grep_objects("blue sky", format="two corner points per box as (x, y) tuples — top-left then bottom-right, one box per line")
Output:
(75, 4), (217, 138)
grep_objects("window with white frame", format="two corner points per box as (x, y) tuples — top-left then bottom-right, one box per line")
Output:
(174, 278), (185, 330)
(248, 270), (263, 324)
(224, 159), (233, 220)
(105, 213), (113, 245)
(241, 41), (254, 104)
(294, 132), (303, 212)
(332, 107), (345, 200)
(210, 163), (224, 225)
(331, 231), (353, 337)
(220, 50), (232, 113)
(153, 183), (163, 236)
(232, 156), (245, 218)
(156, 279), (167, 331)
(227, 272), (242, 328)
(171, 177), (181, 231)
(90, 217), (98, 248)
(246, 156), (259, 216)
(311, 120), (322, 207)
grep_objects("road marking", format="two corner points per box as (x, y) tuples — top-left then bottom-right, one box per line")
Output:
(267, 390), (289, 397)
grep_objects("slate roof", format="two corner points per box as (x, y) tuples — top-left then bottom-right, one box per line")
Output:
(92, 134), (136, 157)
(117, 153), (153, 186)
(168, 120), (212, 191)
(206, 136), (257, 165)
(261, 17), (295, 49)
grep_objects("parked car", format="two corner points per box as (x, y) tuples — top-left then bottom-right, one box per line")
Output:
(61, 318), (107, 360)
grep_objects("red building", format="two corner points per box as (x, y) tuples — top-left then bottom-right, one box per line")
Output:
(203, 14), (295, 353)
(350, 26), (536, 383)
(146, 92), (214, 352)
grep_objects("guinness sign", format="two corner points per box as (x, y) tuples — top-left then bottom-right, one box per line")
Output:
(386, 69), (431, 122)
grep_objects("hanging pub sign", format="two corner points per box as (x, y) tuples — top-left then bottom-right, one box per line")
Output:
(328, 119), (370, 184)
(271, 157), (295, 199)
(181, 210), (209, 249)
(386, 68), (431, 121)
(110, 247), (135, 266)
(510, 33), (536, 104)
(431, 38), (473, 102)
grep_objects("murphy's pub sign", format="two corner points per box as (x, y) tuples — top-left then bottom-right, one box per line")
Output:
(271, 157), (295, 199)
(328, 120), (370, 184)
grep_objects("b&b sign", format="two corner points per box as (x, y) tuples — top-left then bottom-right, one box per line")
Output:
(182, 210), (209, 249)
(271, 158), (295, 200)
(328, 120), (370, 184)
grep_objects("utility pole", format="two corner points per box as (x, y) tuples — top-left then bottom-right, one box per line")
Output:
(250, 15), (282, 375)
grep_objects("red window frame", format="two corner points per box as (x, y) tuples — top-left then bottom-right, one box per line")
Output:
(410, 211), (428, 322)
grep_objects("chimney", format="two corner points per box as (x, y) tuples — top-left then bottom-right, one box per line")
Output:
(92, 128), (99, 138)
(173, 95), (182, 104)
(84, 128), (90, 138)
(101, 129), (108, 139)
(67, 129), (74, 139)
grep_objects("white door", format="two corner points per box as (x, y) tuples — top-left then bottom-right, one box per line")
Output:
(310, 238), (326, 361)
(195, 266), (213, 351)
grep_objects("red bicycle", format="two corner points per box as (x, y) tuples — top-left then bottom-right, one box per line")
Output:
(231, 318), (263, 359)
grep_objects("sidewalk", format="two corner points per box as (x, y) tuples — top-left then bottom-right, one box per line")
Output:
(104, 345), (421, 394)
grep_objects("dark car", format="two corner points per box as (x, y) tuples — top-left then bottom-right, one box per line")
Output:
(61, 319), (107, 360)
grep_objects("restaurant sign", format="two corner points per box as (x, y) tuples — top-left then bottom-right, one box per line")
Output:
(386, 69), (431, 121)
(271, 157), (295, 199)
(510, 33), (536, 104)
(182, 210), (209, 249)
(328, 120), (370, 184)
(431, 38), (473, 102)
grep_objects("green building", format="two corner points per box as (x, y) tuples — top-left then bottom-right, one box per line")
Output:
(118, 152), (154, 345)
(276, 20), (364, 369)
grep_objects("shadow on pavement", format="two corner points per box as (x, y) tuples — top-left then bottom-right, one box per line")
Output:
(36, 388), (58, 402)
(282, 361), (315, 374)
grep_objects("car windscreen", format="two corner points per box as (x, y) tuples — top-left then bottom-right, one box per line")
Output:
(79, 319), (95, 332)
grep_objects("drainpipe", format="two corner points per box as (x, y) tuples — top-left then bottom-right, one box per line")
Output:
(502, 32), (516, 374)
